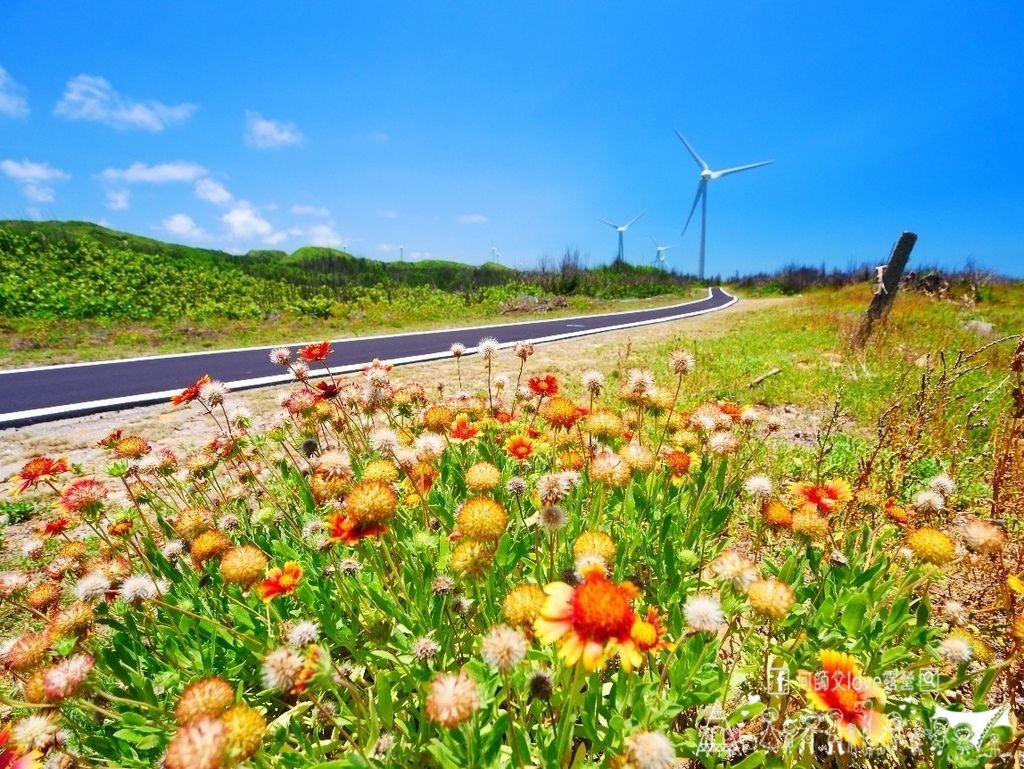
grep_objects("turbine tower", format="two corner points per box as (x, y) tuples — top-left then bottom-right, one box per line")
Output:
(675, 129), (772, 280)
(599, 211), (646, 264)
(651, 235), (675, 270)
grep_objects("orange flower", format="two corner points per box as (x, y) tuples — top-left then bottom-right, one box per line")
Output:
(258, 562), (304, 601)
(449, 413), (479, 441)
(621, 608), (675, 669)
(96, 429), (123, 449)
(59, 478), (107, 514)
(535, 564), (652, 672)
(504, 433), (535, 460)
(527, 374), (559, 397)
(788, 478), (853, 515)
(299, 341), (333, 362)
(662, 450), (693, 476)
(0, 727), (42, 769)
(798, 650), (890, 747)
(108, 519), (134, 537)
(326, 512), (387, 545)
(8, 456), (69, 496)
(541, 397), (584, 430)
(39, 516), (75, 538)
(171, 374), (212, 406)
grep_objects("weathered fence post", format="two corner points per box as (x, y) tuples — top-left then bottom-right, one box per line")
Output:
(851, 231), (918, 348)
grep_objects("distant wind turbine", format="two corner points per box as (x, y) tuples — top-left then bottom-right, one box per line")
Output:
(651, 235), (675, 270)
(491, 244), (501, 264)
(675, 129), (772, 280)
(599, 211), (646, 263)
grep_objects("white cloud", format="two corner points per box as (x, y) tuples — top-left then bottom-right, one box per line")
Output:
(0, 158), (70, 201)
(54, 75), (195, 131)
(263, 231), (288, 246)
(245, 110), (304, 148)
(105, 189), (131, 210)
(161, 213), (209, 241)
(456, 214), (488, 224)
(223, 201), (275, 239)
(291, 204), (329, 217)
(100, 161), (208, 184)
(0, 67), (29, 119)
(376, 209), (397, 219)
(306, 223), (343, 248)
(195, 178), (233, 206)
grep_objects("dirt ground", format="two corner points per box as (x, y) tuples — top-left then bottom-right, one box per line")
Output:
(0, 298), (795, 485)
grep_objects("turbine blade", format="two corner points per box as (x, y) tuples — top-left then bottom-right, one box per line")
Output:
(598, 218), (619, 229)
(674, 129), (709, 170)
(623, 210), (646, 230)
(712, 160), (773, 178)
(650, 234), (660, 247)
(681, 180), (705, 236)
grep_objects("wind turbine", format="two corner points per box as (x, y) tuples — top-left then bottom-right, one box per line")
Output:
(651, 236), (675, 270)
(491, 244), (501, 265)
(675, 129), (772, 280)
(599, 211), (646, 264)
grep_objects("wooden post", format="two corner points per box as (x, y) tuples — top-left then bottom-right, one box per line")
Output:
(851, 231), (917, 348)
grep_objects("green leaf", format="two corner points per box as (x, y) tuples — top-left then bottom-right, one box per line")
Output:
(841, 593), (869, 637)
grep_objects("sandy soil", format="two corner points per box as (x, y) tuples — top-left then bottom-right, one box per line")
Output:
(0, 297), (795, 486)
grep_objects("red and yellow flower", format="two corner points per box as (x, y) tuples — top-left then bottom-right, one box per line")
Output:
(534, 564), (665, 672)
(798, 650), (891, 747)
(257, 562), (304, 601)
(326, 512), (387, 546)
(171, 374), (212, 406)
(788, 478), (853, 515)
(449, 413), (480, 441)
(505, 434), (535, 460)
(527, 374), (559, 397)
(8, 456), (69, 496)
(0, 726), (42, 769)
(298, 341), (333, 362)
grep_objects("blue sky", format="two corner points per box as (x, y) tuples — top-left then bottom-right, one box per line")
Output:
(1, 2), (1022, 277)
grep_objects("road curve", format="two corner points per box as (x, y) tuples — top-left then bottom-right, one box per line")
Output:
(0, 287), (736, 427)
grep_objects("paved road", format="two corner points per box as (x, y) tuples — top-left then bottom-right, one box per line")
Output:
(0, 287), (735, 427)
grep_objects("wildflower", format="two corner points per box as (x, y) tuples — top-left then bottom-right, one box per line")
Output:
(480, 625), (528, 672)
(26, 583), (61, 611)
(502, 584), (547, 631)
(450, 342), (465, 358)
(928, 474), (956, 498)
(711, 551), (757, 592)
(48, 601), (95, 638)
(0, 571), (31, 597)
(537, 505), (568, 532)
(961, 520), (1006, 554)
(938, 636), (973, 665)
(269, 347), (291, 366)
(456, 497), (508, 541)
(220, 546), (269, 587)
(172, 374), (213, 407)
(0, 726), (41, 769)
(792, 511), (830, 541)
(690, 403), (728, 433)
(743, 475), (774, 502)
(176, 677), (235, 725)
(261, 647), (304, 691)
(369, 428), (400, 454)
(5, 633), (50, 672)
(907, 527), (956, 566)
(221, 704), (266, 762)
(513, 341), (534, 360)
(8, 456), (69, 496)
(465, 462), (501, 492)
(411, 635), (440, 662)
(120, 574), (163, 604)
(425, 669), (480, 728)
(432, 576), (456, 594)
(747, 578), (795, 620)
(258, 562), (303, 601)
(788, 478), (853, 515)
(662, 450), (693, 476)
(683, 595), (726, 634)
(504, 433), (534, 460)
(164, 715), (228, 769)
(287, 621), (321, 648)
(590, 451), (631, 487)
(506, 476), (528, 498)
(708, 431), (740, 456)
(59, 478), (107, 514)
(20, 537), (45, 559)
(191, 529), (233, 565)
(450, 540), (495, 578)
(625, 730), (677, 769)
(478, 337), (500, 358)
(198, 380), (229, 406)
(627, 608), (674, 662)
(535, 564), (647, 671)
(298, 341), (333, 362)
(573, 530), (617, 567)
(527, 374), (559, 397)
(11, 714), (59, 752)
(422, 405), (455, 432)
(338, 558), (363, 575)
(345, 480), (398, 526)
(798, 650), (890, 746)
(884, 498), (911, 525)
(40, 654), (93, 700)
(371, 733), (395, 759)
(541, 396), (584, 430)
(174, 506), (215, 540)
(314, 449), (352, 480)
(161, 540), (186, 563)
(73, 573), (111, 602)
(626, 368), (656, 400)
(621, 442), (656, 473)
(912, 489), (945, 514)
(450, 413), (480, 441)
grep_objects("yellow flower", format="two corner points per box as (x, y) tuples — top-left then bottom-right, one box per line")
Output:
(907, 527), (955, 566)
(761, 500), (794, 529)
(362, 459), (399, 483)
(345, 480), (398, 525)
(220, 546), (269, 587)
(502, 584), (547, 632)
(450, 540), (495, 579)
(573, 530), (617, 568)
(747, 578), (795, 620)
(221, 703), (267, 761)
(191, 529), (232, 565)
(456, 497), (508, 541)
(465, 463), (502, 492)
(176, 677), (235, 725)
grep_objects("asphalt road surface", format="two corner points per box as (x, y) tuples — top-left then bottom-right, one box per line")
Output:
(0, 287), (735, 427)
